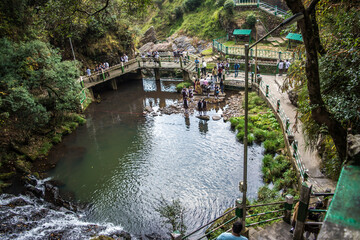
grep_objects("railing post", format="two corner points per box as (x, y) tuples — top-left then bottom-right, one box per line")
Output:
(137, 59), (141, 68)
(170, 231), (181, 240)
(226, 46), (228, 55)
(293, 140), (298, 153)
(226, 33), (229, 41)
(251, 72), (254, 82)
(279, 51), (282, 60)
(257, 0), (260, 7)
(266, 85), (269, 97)
(294, 184), (312, 240)
(180, 57), (183, 68)
(121, 62), (124, 73)
(286, 117), (290, 132)
(276, 99), (280, 113)
(159, 58), (162, 67)
(275, 5), (278, 15)
(284, 194), (294, 224)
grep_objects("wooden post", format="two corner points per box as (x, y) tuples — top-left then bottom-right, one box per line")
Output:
(277, 99), (280, 112)
(154, 68), (160, 81)
(180, 57), (183, 68)
(284, 194), (294, 224)
(110, 79), (117, 90)
(266, 85), (269, 97)
(293, 184), (312, 240)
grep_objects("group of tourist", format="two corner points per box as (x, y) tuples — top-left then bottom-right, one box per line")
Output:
(141, 51), (160, 65)
(86, 62), (111, 82)
(173, 50), (189, 64)
(278, 59), (291, 76)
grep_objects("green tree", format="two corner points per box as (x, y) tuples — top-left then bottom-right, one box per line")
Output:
(0, 38), (81, 143)
(224, 0), (235, 15)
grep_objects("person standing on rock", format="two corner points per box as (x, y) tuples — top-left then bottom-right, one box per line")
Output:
(202, 60), (207, 77)
(218, 67), (223, 83)
(212, 66), (217, 82)
(198, 99), (203, 116)
(217, 221), (248, 240)
(220, 77), (224, 94)
(215, 85), (220, 99)
(181, 86), (188, 100)
(202, 99), (207, 116)
(188, 87), (194, 102)
(183, 97), (189, 115)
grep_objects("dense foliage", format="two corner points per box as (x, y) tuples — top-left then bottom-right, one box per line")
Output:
(0, 39), (81, 145)
(284, 1), (360, 179)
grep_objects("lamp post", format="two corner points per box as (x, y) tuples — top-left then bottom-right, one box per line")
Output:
(241, 12), (304, 230)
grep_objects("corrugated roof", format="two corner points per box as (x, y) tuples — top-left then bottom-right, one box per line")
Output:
(233, 29), (252, 35)
(285, 33), (303, 42)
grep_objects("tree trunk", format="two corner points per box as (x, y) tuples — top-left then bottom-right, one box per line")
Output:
(284, 0), (347, 161)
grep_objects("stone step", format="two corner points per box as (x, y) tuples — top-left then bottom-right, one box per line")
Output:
(249, 221), (293, 240)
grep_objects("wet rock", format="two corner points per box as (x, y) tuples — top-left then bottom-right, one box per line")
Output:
(287, 90), (298, 107)
(145, 106), (153, 113)
(212, 115), (221, 121)
(25, 185), (43, 199)
(6, 198), (29, 207)
(197, 115), (210, 120)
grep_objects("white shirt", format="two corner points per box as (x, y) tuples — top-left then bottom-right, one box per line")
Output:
(203, 61), (207, 68)
(285, 61), (290, 69)
(279, 62), (284, 69)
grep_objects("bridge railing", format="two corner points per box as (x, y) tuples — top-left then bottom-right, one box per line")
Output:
(213, 38), (299, 61)
(233, 0), (257, 6)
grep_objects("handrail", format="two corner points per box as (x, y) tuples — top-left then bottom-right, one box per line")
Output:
(246, 215), (284, 227)
(247, 201), (286, 208)
(182, 207), (236, 239)
(197, 216), (238, 240)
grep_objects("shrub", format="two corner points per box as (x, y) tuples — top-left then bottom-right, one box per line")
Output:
(248, 133), (255, 145)
(216, 0), (226, 7)
(236, 130), (245, 141)
(253, 128), (266, 142)
(176, 82), (192, 92)
(223, 0), (235, 14)
(246, 13), (257, 29)
(263, 139), (279, 154)
(174, 6), (183, 19)
(183, 0), (202, 12)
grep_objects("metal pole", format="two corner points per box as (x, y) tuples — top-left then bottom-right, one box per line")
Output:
(242, 44), (249, 228)
(69, 37), (76, 61)
(255, 22), (258, 83)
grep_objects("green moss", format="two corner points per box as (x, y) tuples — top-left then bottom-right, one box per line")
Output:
(201, 48), (213, 56)
(38, 141), (53, 156)
(176, 81), (192, 92)
(0, 172), (15, 180)
(15, 158), (32, 174)
(52, 134), (62, 144)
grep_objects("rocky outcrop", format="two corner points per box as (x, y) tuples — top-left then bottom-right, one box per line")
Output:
(138, 42), (173, 53)
(287, 90), (298, 107)
(348, 134), (360, 160)
(140, 26), (157, 45)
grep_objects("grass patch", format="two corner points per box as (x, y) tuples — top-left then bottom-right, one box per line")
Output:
(176, 81), (192, 92)
(201, 48), (213, 56)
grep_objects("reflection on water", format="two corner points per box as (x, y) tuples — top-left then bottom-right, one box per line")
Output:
(47, 77), (264, 238)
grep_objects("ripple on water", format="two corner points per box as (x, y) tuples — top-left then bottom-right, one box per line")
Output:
(46, 79), (265, 237)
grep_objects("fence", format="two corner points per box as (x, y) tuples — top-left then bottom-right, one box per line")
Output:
(179, 197), (295, 240)
(213, 37), (298, 61)
(233, 0), (289, 18)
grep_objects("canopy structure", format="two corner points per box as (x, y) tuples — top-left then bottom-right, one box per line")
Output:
(233, 29), (252, 44)
(285, 33), (303, 49)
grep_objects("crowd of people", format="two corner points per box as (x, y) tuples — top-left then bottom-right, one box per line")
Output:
(140, 51), (160, 65)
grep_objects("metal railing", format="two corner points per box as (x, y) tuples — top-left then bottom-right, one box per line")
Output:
(256, 78), (307, 182)
(213, 38), (298, 61)
(187, 200), (290, 240)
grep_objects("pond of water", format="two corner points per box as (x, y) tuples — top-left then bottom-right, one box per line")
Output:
(47, 77), (265, 237)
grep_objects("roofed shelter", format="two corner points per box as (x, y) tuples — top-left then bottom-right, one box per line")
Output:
(233, 29), (252, 44)
(285, 33), (303, 49)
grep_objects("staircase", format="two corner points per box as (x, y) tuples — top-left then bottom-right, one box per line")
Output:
(249, 221), (293, 240)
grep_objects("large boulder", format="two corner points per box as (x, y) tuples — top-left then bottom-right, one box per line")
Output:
(139, 42), (155, 53)
(140, 26), (157, 45)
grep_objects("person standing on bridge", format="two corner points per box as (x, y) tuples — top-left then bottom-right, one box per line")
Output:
(195, 58), (200, 73)
(234, 62), (240, 77)
(124, 54), (129, 63)
(218, 67), (223, 83)
(217, 221), (248, 240)
(285, 59), (290, 73)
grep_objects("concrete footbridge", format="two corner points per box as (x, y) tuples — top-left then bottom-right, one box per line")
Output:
(79, 54), (252, 94)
